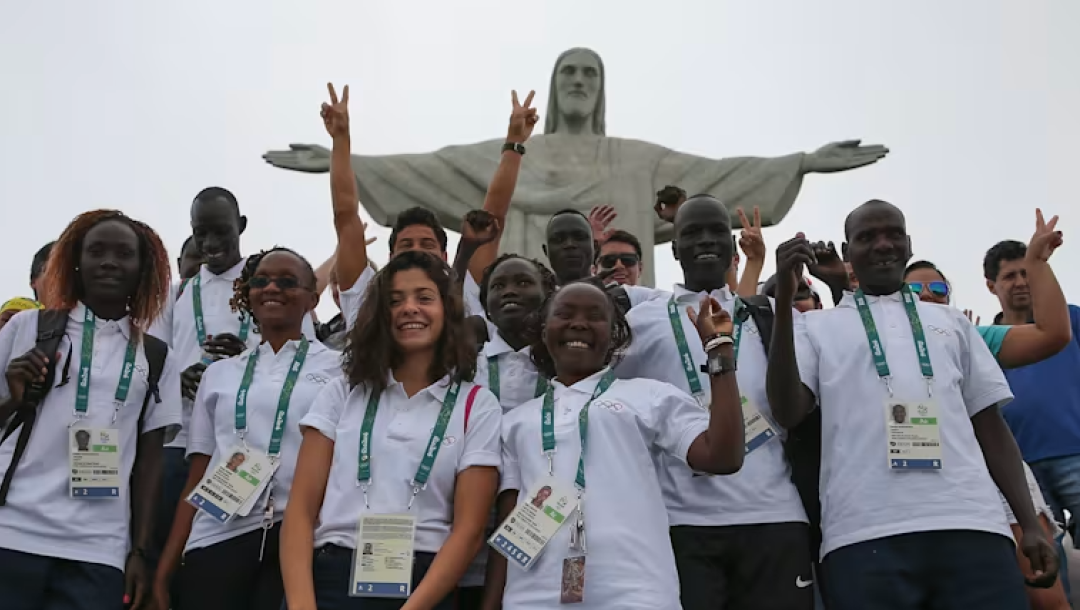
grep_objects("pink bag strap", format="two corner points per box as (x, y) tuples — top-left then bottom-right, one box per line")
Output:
(463, 385), (481, 434)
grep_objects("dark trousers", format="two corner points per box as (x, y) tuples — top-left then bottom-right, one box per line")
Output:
(455, 586), (484, 610)
(821, 530), (1028, 610)
(175, 523), (283, 610)
(670, 522), (815, 610)
(149, 447), (189, 572)
(308, 545), (454, 610)
(0, 547), (125, 610)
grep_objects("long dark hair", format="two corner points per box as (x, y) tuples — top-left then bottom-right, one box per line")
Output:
(345, 251), (477, 395)
(527, 281), (632, 380)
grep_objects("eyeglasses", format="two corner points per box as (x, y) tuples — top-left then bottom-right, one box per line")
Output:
(248, 276), (304, 290)
(597, 253), (640, 269)
(908, 281), (949, 299)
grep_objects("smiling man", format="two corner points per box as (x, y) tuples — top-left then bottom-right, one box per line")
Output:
(593, 230), (643, 286)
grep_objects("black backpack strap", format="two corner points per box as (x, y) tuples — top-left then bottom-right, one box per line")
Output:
(740, 295), (774, 356)
(0, 309), (70, 506)
(138, 334), (168, 435)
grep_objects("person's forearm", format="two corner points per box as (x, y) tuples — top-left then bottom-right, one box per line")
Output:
(281, 506), (319, 610)
(405, 530), (484, 610)
(330, 133), (370, 290)
(700, 344), (745, 474)
(973, 408), (1042, 532)
(767, 289), (813, 428)
(480, 491), (518, 610)
(736, 259), (764, 298)
(483, 151), (523, 222)
(314, 251), (337, 297)
(157, 455), (208, 584)
(130, 430), (164, 553)
(331, 135), (359, 220)
(452, 241), (482, 294)
(1027, 257), (1070, 343)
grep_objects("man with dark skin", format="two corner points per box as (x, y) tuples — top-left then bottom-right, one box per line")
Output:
(543, 209), (597, 285)
(176, 236), (202, 281)
(766, 200), (1059, 609)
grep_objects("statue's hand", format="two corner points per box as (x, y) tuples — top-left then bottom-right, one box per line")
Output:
(321, 83), (351, 139)
(263, 144), (332, 174)
(804, 140), (889, 174)
(507, 90), (538, 144)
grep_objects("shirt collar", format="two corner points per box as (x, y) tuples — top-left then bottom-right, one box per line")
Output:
(551, 366), (613, 396)
(836, 290), (905, 309)
(198, 258), (247, 284)
(252, 337), (326, 360)
(70, 302), (132, 341)
(673, 283), (735, 305)
(481, 331), (531, 359)
(385, 371), (457, 403)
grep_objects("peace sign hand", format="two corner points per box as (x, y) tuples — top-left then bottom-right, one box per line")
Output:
(1026, 208), (1063, 263)
(321, 83), (350, 140)
(687, 296), (734, 342)
(736, 207), (766, 262)
(507, 90), (538, 144)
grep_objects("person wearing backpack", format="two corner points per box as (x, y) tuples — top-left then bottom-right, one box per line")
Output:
(616, 195), (815, 610)
(0, 210), (181, 610)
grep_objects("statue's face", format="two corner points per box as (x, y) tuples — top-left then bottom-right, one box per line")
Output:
(555, 50), (601, 120)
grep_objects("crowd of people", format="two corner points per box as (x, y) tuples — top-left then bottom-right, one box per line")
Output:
(0, 81), (1076, 610)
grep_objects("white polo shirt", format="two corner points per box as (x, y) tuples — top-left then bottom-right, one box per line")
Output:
(794, 292), (1014, 557)
(475, 332), (543, 413)
(340, 267), (484, 333)
(0, 304), (182, 570)
(300, 374), (501, 553)
(164, 261), (318, 449)
(618, 284), (807, 526)
(184, 339), (342, 553)
(500, 370), (707, 610)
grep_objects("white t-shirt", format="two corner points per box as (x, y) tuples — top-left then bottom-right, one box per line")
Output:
(794, 292), (1014, 558)
(0, 304), (182, 570)
(300, 374), (501, 553)
(163, 261), (317, 449)
(618, 284), (807, 527)
(184, 339), (342, 553)
(339, 267), (484, 333)
(500, 370), (707, 610)
(475, 332), (544, 413)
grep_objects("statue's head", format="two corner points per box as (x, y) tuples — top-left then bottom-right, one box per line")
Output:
(545, 47), (606, 136)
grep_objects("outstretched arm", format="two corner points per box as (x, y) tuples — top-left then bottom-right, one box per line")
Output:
(322, 83), (371, 292)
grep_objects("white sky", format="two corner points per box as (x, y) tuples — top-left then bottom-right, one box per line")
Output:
(1, 0), (1075, 323)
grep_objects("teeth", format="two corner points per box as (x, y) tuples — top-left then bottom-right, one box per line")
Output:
(696, 254), (719, 260)
(564, 341), (590, 350)
(400, 323), (426, 330)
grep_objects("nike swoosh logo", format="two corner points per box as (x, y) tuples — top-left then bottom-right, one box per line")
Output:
(796, 577), (813, 588)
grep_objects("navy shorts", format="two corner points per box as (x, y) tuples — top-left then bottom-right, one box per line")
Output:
(0, 547), (125, 610)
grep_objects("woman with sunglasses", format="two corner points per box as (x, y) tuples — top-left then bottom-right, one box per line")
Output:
(903, 210), (1071, 610)
(154, 248), (342, 610)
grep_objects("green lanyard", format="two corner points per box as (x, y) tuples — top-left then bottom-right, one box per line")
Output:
(234, 338), (310, 457)
(853, 288), (934, 396)
(540, 369), (616, 490)
(192, 273), (252, 364)
(75, 308), (139, 422)
(486, 356), (549, 402)
(356, 380), (463, 508)
(667, 296), (744, 398)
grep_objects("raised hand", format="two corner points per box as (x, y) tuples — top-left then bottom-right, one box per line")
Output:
(321, 83), (350, 140)
(461, 210), (501, 248)
(262, 144), (331, 173)
(963, 309), (981, 326)
(807, 240), (847, 287)
(507, 90), (538, 144)
(774, 233), (816, 301)
(686, 296), (734, 342)
(736, 207), (766, 262)
(588, 205), (617, 243)
(805, 140), (890, 174)
(1026, 208), (1063, 263)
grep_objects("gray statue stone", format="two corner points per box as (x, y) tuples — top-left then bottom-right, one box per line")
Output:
(264, 48), (888, 286)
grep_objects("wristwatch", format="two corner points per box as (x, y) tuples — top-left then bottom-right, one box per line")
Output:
(502, 141), (526, 155)
(701, 353), (737, 376)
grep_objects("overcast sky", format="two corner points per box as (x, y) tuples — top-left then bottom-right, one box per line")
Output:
(2, 0), (1075, 322)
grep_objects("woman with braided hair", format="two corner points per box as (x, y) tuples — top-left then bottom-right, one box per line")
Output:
(154, 247), (342, 610)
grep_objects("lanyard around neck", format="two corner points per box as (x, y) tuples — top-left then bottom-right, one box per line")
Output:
(234, 337), (310, 457)
(540, 369), (616, 490)
(192, 273), (252, 364)
(667, 296), (744, 396)
(356, 379), (463, 508)
(75, 308), (138, 420)
(487, 355), (548, 402)
(853, 287), (934, 395)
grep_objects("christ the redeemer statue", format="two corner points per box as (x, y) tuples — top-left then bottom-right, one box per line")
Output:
(264, 47), (888, 286)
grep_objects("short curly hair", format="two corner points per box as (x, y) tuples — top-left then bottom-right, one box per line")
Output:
(527, 281), (633, 380)
(478, 253), (559, 319)
(229, 247), (317, 332)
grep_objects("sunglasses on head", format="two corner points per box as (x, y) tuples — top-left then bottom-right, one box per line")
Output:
(598, 253), (639, 268)
(908, 281), (949, 298)
(248, 276), (303, 290)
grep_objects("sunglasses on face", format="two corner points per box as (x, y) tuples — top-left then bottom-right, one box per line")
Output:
(598, 253), (639, 268)
(908, 281), (949, 299)
(248, 276), (303, 290)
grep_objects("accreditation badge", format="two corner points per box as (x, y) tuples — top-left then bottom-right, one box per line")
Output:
(69, 427), (122, 499)
(350, 513), (417, 598)
(885, 400), (943, 470)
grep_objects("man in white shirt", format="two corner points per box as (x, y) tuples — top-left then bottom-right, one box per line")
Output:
(765, 199), (1058, 609)
(618, 194), (814, 610)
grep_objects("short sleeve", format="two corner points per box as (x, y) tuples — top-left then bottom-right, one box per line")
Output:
(143, 348), (183, 441)
(648, 382), (709, 465)
(185, 359), (220, 457)
(299, 376), (349, 441)
(458, 386), (502, 472)
(976, 325), (1010, 359)
(959, 313), (1014, 417)
(340, 266), (376, 331)
(793, 313), (820, 399)
(463, 272), (484, 318)
(499, 417), (522, 494)
(624, 285), (662, 309)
